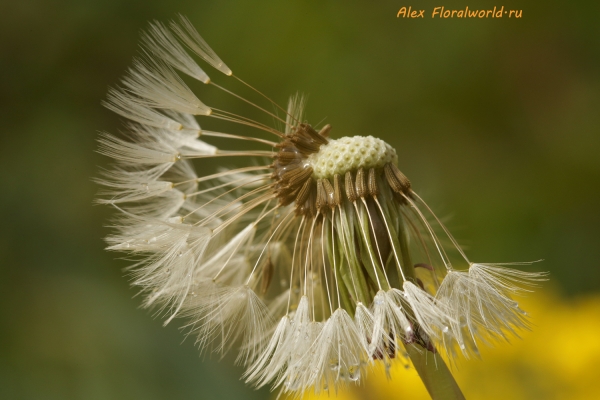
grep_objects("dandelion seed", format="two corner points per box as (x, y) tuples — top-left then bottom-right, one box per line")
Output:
(99, 17), (547, 398)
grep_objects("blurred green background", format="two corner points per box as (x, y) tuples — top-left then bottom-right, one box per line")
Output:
(1, 0), (599, 399)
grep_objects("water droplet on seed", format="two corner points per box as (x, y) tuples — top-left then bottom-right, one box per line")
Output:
(348, 365), (361, 381)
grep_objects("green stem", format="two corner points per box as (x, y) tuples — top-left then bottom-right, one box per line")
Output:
(405, 344), (465, 400)
(397, 211), (416, 282)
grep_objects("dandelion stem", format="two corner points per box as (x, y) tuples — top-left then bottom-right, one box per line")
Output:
(397, 212), (416, 282)
(406, 344), (465, 400)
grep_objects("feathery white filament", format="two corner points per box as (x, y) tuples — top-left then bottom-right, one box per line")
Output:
(370, 290), (412, 359)
(170, 15), (232, 76)
(104, 88), (183, 130)
(285, 93), (306, 136)
(183, 284), (272, 362)
(244, 316), (290, 386)
(298, 309), (368, 393)
(403, 281), (452, 340)
(142, 21), (210, 83)
(97, 132), (179, 165)
(122, 57), (211, 115)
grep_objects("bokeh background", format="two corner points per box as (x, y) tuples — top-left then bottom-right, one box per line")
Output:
(1, 0), (599, 399)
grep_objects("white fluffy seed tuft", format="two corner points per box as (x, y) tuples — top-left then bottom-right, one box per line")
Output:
(297, 309), (369, 394)
(369, 290), (412, 360)
(170, 15), (232, 76)
(183, 284), (272, 362)
(142, 21), (210, 83)
(103, 88), (183, 130)
(402, 282), (453, 340)
(122, 56), (211, 115)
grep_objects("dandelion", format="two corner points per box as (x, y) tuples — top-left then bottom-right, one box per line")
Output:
(98, 15), (547, 398)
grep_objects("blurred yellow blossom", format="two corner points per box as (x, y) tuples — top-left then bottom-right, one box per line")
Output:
(280, 287), (600, 400)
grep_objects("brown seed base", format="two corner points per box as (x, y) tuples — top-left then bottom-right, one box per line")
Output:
(272, 124), (413, 216)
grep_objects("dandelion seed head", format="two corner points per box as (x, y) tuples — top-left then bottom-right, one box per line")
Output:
(98, 16), (547, 396)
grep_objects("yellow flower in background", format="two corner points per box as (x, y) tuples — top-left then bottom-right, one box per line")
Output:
(283, 287), (600, 400)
